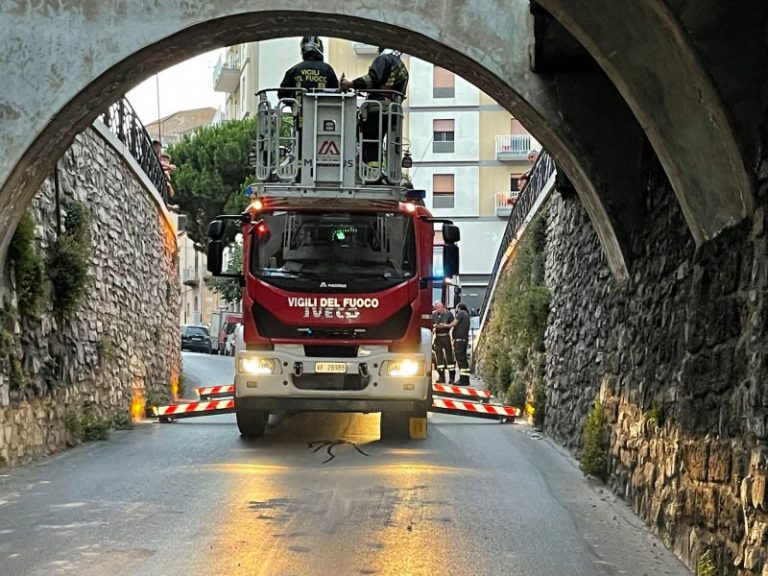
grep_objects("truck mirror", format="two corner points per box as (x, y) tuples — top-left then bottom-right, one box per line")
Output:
(442, 223), (460, 244)
(207, 240), (223, 275)
(443, 244), (460, 277)
(208, 220), (225, 241)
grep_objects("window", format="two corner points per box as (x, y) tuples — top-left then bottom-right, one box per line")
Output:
(433, 119), (455, 153)
(433, 66), (455, 98)
(433, 174), (455, 209)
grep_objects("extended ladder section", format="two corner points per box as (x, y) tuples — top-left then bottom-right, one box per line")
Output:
(252, 90), (405, 192)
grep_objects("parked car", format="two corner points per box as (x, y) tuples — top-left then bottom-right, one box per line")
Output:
(180, 325), (212, 353)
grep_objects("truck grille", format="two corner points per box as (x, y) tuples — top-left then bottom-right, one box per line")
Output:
(253, 303), (411, 340)
(291, 373), (369, 391)
(304, 345), (359, 358)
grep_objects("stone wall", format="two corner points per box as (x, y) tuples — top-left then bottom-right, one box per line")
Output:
(544, 154), (768, 575)
(0, 124), (180, 469)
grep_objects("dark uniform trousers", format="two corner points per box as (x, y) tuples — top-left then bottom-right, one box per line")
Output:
(453, 338), (470, 386)
(433, 333), (455, 383)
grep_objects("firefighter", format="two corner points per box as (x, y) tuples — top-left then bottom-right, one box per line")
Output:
(339, 46), (409, 166)
(278, 36), (339, 102)
(451, 303), (472, 386)
(432, 300), (455, 384)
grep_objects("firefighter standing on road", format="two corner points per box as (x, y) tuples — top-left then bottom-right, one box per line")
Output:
(278, 36), (339, 101)
(452, 303), (472, 386)
(432, 300), (456, 384)
(339, 47), (409, 165)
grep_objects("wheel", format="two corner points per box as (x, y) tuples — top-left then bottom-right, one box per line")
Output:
(235, 400), (268, 439)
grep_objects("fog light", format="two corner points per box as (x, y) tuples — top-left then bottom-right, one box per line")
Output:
(239, 357), (279, 375)
(386, 359), (424, 377)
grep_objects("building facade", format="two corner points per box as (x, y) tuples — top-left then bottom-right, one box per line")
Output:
(213, 38), (540, 312)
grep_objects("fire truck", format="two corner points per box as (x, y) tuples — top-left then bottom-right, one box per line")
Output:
(206, 88), (460, 439)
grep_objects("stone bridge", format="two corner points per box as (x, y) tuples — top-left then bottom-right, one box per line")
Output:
(2, 1), (768, 573)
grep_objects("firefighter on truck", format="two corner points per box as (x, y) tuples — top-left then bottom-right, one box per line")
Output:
(206, 55), (460, 441)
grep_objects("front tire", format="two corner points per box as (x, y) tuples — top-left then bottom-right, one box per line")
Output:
(235, 400), (268, 439)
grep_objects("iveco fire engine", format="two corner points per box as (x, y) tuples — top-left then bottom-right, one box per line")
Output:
(206, 88), (460, 439)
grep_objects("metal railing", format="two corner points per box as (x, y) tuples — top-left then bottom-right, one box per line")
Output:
(495, 134), (533, 158)
(100, 99), (167, 200)
(479, 151), (556, 322)
(495, 190), (520, 215)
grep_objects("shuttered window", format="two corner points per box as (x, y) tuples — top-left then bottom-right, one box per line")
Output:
(433, 174), (455, 209)
(433, 119), (455, 153)
(433, 66), (455, 98)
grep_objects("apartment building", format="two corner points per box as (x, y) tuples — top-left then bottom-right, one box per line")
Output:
(213, 38), (540, 312)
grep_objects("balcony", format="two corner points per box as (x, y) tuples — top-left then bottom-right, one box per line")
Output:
(182, 267), (199, 287)
(495, 134), (532, 161)
(212, 53), (241, 93)
(495, 190), (519, 217)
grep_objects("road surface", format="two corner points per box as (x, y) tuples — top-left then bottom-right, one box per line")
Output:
(0, 352), (690, 575)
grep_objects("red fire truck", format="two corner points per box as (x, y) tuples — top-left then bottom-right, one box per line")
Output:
(207, 89), (459, 439)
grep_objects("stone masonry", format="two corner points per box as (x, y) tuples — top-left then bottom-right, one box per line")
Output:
(543, 152), (768, 575)
(0, 124), (180, 469)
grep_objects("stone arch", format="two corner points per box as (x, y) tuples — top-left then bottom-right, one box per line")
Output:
(0, 1), (753, 282)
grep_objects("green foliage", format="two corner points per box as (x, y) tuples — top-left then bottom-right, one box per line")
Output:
(167, 118), (257, 246)
(207, 243), (243, 303)
(47, 202), (91, 319)
(65, 404), (110, 443)
(8, 211), (45, 318)
(96, 337), (118, 364)
(9, 355), (27, 390)
(532, 383), (546, 428)
(112, 410), (134, 430)
(646, 397), (665, 427)
(580, 399), (608, 479)
(478, 212), (550, 408)
(696, 549), (716, 576)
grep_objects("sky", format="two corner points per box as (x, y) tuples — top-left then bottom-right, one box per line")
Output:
(126, 49), (225, 125)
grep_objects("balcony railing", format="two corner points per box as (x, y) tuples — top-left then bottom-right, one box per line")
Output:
(182, 267), (200, 287)
(495, 134), (533, 160)
(213, 52), (242, 93)
(479, 151), (556, 324)
(99, 99), (167, 200)
(495, 190), (520, 217)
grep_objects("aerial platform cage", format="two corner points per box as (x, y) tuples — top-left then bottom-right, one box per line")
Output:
(252, 89), (405, 190)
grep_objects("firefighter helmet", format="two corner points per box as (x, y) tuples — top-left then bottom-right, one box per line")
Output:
(301, 36), (324, 58)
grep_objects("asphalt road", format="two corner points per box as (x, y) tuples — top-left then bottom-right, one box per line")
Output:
(0, 352), (691, 576)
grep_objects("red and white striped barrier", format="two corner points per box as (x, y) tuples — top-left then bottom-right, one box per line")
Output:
(430, 398), (518, 423)
(432, 383), (492, 402)
(197, 385), (235, 400)
(153, 399), (235, 421)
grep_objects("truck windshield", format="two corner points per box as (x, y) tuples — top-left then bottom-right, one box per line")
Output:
(250, 211), (416, 288)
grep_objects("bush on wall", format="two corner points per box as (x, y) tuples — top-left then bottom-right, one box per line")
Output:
(8, 211), (45, 318)
(478, 211), (550, 417)
(47, 202), (91, 320)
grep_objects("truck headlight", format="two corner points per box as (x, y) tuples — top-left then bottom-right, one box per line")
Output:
(239, 357), (280, 375)
(385, 359), (424, 377)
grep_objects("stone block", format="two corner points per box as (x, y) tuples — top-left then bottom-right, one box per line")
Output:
(709, 442), (732, 484)
(684, 441), (710, 482)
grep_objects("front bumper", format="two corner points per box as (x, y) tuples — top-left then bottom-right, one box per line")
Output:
(234, 343), (430, 413)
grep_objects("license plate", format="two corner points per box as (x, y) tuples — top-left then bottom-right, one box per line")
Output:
(315, 362), (346, 373)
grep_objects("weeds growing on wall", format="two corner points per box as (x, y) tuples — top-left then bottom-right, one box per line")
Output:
(65, 403), (110, 444)
(580, 399), (608, 479)
(478, 211), (550, 417)
(696, 549), (716, 576)
(47, 202), (91, 319)
(8, 211), (45, 318)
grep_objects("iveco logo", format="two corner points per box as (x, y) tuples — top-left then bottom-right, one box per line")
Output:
(319, 281), (347, 288)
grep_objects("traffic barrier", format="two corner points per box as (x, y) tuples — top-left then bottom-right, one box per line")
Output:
(429, 397), (518, 423)
(431, 383), (492, 403)
(153, 399), (235, 422)
(197, 385), (235, 400)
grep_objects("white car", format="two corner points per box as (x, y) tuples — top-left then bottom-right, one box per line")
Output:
(224, 323), (242, 356)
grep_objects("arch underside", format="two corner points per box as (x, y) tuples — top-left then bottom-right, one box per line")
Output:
(0, 1), (754, 282)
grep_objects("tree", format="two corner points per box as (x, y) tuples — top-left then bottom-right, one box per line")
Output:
(207, 243), (242, 303)
(167, 117), (257, 246)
